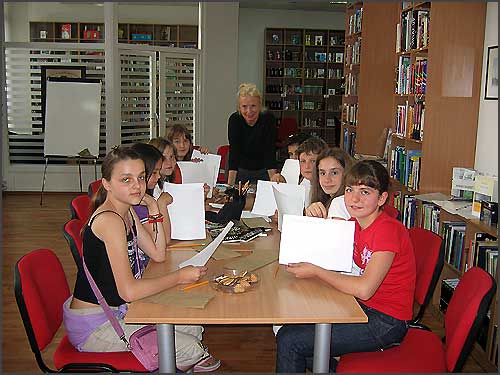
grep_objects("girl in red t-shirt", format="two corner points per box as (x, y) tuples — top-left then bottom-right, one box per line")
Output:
(276, 160), (416, 373)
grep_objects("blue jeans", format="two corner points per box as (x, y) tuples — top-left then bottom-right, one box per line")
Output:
(275, 303), (408, 373)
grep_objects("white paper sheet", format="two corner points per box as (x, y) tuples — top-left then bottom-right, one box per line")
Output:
(251, 180), (279, 216)
(281, 159), (300, 185)
(191, 150), (222, 198)
(279, 214), (355, 272)
(273, 184), (305, 231)
(176, 161), (213, 196)
(163, 183), (206, 240)
(300, 178), (312, 207)
(179, 221), (234, 268)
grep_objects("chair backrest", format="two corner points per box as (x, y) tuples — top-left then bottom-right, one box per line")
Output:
(444, 267), (496, 372)
(70, 194), (92, 222)
(277, 117), (298, 143)
(88, 179), (102, 197)
(216, 144), (230, 183)
(62, 219), (85, 272)
(408, 227), (444, 323)
(14, 248), (70, 363)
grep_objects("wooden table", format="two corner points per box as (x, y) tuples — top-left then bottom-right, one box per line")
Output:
(125, 226), (367, 373)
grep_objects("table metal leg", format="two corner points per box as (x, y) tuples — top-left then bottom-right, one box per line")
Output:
(157, 323), (176, 373)
(40, 157), (49, 206)
(313, 323), (332, 373)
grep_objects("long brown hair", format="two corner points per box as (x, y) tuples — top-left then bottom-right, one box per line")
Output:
(90, 146), (143, 214)
(166, 124), (193, 161)
(310, 147), (354, 208)
(149, 137), (176, 184)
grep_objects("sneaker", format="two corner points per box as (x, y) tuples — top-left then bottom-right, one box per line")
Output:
(193, 354), (221, 372)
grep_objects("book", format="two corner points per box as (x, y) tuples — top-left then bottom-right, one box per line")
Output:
(207, 220), (264, 243)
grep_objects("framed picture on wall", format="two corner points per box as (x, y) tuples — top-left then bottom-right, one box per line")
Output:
(41, 65), (86, 131)
(485, 46), (498, 100)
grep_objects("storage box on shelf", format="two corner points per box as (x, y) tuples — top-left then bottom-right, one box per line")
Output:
(414, 193), (498, 371)
(264, 27), (345, 147)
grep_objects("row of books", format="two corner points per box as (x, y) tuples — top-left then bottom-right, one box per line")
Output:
(442, 221), (466, 271)
(342, 127), (356, 156)
(395, 100), (425, 141)
(348, 8), (363, 35)
(390, 146), (422, 190)
(402, 194), (417, 228)
(342, 103), (358, 126)
(344, 72), (358, 96)
(345, 38), (361, 65)
(419, 202), (440, 234)
(396, 9), (430, 53)
(395, 56), (428, 95)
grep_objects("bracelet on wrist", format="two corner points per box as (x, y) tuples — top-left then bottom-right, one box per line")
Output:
(147, 213), (163, 223)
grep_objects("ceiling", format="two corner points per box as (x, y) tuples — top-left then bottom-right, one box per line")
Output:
(238, 0), (347, 12)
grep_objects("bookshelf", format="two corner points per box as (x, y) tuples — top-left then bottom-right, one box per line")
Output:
(29, 22), (198, 48)
(414, 195), (498, 371)
(388, 2), (486, 200)
(263, 27), (345, 146)
(341, 2), (399, 156)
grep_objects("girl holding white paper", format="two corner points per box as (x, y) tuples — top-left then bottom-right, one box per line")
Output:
(276, 160), (416, 373)
(64, 146), (221, 372)
(305, 147), (353, 219)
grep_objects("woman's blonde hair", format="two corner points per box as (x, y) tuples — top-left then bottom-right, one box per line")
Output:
(236, 83), (262, 110)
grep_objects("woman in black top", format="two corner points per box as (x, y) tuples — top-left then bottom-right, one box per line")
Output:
(227, 83), (277, 185)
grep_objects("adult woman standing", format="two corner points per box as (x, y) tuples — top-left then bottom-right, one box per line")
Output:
(227, 83), (277, 185)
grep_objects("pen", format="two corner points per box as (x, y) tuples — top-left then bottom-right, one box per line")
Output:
(169, 243), (206, 249)
(182, 280), (209, 291)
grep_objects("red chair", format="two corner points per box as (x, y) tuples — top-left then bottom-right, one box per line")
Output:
(173, 164), (182, 184)
(14, 248), (147, 372)
(216, 144), (230, 183)
(62, 219), (85, 272)
(88, 179), (102, 197)
(337, 267), (496, 373)
(383, 204), (399, 219)
(409, 227), (444, 324)
(192, 145), (200, 151)
(70, 194), (92, 222)
(275, 117), (298, 149)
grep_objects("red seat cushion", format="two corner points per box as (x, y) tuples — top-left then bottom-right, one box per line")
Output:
(54, 335), (147, 372)
(337, 328), (446, 373)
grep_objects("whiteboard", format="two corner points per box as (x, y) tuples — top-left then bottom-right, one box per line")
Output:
(44, 79), (101, 157)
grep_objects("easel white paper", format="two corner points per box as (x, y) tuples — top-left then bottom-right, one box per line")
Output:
(163, 183), (206, 240)
(273, 184), (306, 231)
(281, 159), (300, 185)
(279, 214), (355, 272)
(251, 180), (279, 216)
(179, 221), (234, 268)
(191, 150), (222, 198)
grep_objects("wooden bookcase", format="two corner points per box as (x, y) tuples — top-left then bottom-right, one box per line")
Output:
(388, 2), (486, 196)
(29, 22), (198, 48)
(341, 2), (399, 156)
(263, 27), (345, 146)
(414, 196), (498, 371)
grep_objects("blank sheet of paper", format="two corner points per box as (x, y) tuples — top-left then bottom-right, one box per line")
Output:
(164, 183), (206, 240)
(191, 150), (222, 198)
(273, 184), (305, 231)
(179, 221), (234, 268)
(279, 214), (355, 272)
(281, 159), (300, 185)
(251, 180), (278, 216)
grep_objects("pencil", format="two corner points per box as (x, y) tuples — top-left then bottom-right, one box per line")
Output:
(274, 264), (280, 279)
(182, 280), (209, 291)
(169, 243), (206, 249)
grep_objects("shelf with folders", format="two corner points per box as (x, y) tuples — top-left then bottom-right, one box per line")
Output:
(264, 27), (345, 147)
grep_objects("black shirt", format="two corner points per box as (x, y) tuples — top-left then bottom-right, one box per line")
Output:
(227, 111), (277, 171)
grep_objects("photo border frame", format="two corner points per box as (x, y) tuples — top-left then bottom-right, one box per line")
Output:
(484, 45), (498, 100)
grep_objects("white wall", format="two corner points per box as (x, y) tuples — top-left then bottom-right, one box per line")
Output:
(474, 1), (498, 177)
(238, 8), (345, 91)
(199, 2), (239, 152)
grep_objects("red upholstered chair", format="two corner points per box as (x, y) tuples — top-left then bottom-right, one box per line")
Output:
(383, 204), (399, 219)
(216, 144), (230, 183)
(192, 145), (200, 151)
(337, 267), (496, 373)
(14, 248), (147, 373)
(63, 219), (85, 273)
(70, 194), (92, 222)
(409, 227), (444, 324)
(88, 179), (102, 197)
(275, 117), (298, 149)
(173, 164), (183, 184)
